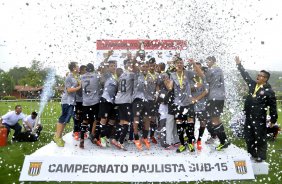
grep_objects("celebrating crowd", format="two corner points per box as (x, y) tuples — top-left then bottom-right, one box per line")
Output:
(50, 50), (279, 162)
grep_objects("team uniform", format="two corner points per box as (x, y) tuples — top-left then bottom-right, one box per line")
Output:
(205, 65), (229, 150)
(113, 70), (135, 149)
(145, 71), (159, 143)
(132, 72), (152, 150)
(191, 76), (208, 150)
(72, 86), (83, 140)
(80, 71), (102, 148)
(1, 111), (25, 140)
(59, 73), (79, 124)
(99, 72), (118, 147)
(170, 70), (196, 152)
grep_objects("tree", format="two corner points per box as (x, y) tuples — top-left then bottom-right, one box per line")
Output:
(0, 71), (15, 96)
(8, 66), (29, 85)
(18, 69), (44, 87)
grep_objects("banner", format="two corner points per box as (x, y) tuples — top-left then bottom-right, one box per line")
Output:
(96, 39), (188, 67)
(20, 155), (254, 182)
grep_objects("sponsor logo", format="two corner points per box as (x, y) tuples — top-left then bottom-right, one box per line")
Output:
(234, 160), (247, 174)
(28, 162), (42, 176)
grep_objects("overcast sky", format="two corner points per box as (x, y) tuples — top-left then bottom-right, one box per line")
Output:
(0, 0), (282, 75)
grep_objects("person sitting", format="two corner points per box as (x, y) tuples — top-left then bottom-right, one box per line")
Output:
(0, 105), (25, 141)
(23, 111), (43, 136)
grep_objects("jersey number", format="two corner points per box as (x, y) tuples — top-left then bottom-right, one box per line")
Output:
(84, 80), (90, 94)
(120, 79), (126, 92)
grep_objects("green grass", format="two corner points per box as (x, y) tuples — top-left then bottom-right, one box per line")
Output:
(0, 100), (281, 184)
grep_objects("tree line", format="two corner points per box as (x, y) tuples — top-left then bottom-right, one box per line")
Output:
(0, 60), (64, 98)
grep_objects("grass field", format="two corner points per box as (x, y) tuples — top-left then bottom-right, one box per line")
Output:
(0, 100), (281, 184)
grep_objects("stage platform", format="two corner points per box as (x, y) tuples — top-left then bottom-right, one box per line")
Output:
(19, 132), (268, 182)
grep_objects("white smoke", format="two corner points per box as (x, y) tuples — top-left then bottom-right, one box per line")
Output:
(38, 69), (56, 116)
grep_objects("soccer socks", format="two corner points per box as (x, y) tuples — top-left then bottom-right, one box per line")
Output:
(150, 121), (157, 137)
(80, 123), (87, 140)
(186, 122), (195, 144)
(177, 123), (185, 145)
(213, 123), (228, 144)
(198, 126), (205, 141)
(115, 124), (122, 141)
(119, 124), (129, 144)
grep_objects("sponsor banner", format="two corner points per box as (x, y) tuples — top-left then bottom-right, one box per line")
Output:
(96, 40), (187, 50)
(20, 155), (254, 182)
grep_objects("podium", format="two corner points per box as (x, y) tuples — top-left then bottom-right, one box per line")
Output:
(19, 132), (267, 182)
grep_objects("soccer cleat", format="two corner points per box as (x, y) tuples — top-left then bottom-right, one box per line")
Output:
(116, 142), (127, 151)
(205, 137), (215, 144)
(95, 139), (102, 147)
(100, 136), (107, 147)
(79, 139), (84, 149)
(53, 135), (65, 147)
(134, 140), (143, 150)
(111, 139), (119, 147)
(165, 144), (175, 150)
(142, 138), (151, 149)
(187, 143), (195, 152)
(215, 141), (230, 151)
(73, 132), (79, 141)
(176, 145), (186, 153)
(150, 136), (158, 144)
(197, 141), (202, 151)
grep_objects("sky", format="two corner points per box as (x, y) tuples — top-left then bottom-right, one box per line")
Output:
(0, 0), (282, 75)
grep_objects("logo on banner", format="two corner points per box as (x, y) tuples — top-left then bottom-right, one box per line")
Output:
(234, 160), (247, 174)
(28, 162), (42, 176)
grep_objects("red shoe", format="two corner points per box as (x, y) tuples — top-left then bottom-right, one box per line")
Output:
(142, 138), (151, 149)
(73, 132), (79, 141)
(95, 139), (102, 147)
(150, 136), (158, 144)
(197, 140), (202, 150)
(134, 140), (143, 151)
(111, 139), (119, 148)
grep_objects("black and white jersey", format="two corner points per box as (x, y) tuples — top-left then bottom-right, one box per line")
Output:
(115, 71), (135, 104)
(101, 72), (118, 104)
(144, 72), (158, 101)
(132, 73), (147, 101)
(81, 72), (102, 106)
(170, 70), (195, 106)
(206, 66), (225, 100)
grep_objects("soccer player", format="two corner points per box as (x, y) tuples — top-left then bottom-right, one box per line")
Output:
(53, 62), (81, 147)
(80, 63), (102, 148)
(99, 60), (118, 147)
(112, 59), (135, 150)
(167, 57), (196, 153)
(235, 56), (278, 162)
(191, 62), (208, 150)
(0, 105), (25, 141)
(146, 57), (159, 144)
(132, 61), (152, 150)
(205, 56), (230, 150)
(73, 65), (87, 141)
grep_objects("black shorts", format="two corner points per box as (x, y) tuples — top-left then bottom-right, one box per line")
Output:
(132, 99), (156, 117)
(173, 104), (195, 121)
(206, 100), (224, 117)
(83, 104), (100, 123)
(117, 103), (132, 122)
(98, 97), (115, 120)
(195, 111), (207, 122)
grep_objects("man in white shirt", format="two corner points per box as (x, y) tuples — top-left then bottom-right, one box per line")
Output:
(23, 111), (43, 136)
(0, 105), (25, 141)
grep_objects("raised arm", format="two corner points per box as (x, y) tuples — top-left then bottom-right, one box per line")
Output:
(235, 56), (254, 85)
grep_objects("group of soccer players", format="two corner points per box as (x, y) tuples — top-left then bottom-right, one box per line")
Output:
(53, 50), (230, 153)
